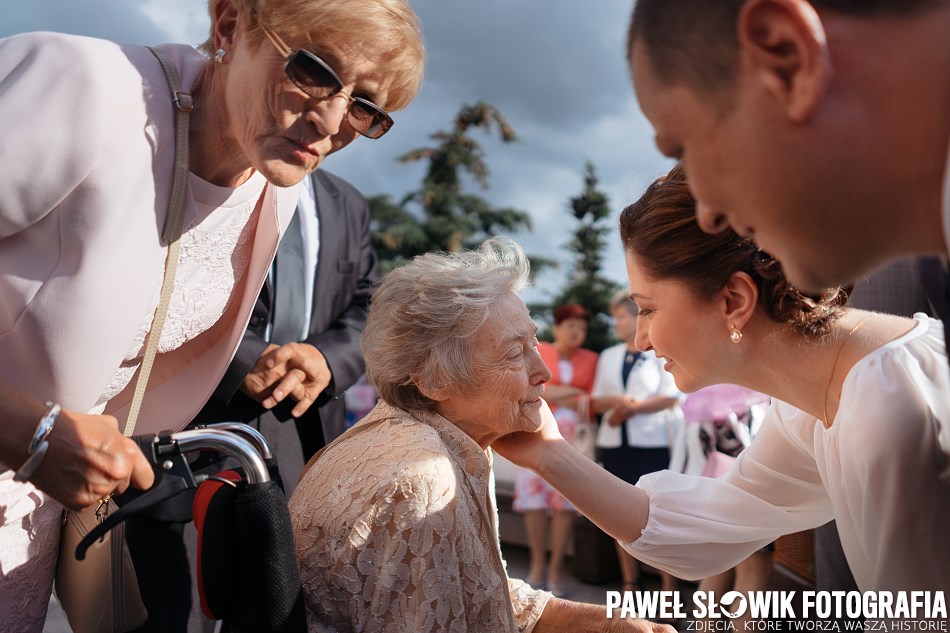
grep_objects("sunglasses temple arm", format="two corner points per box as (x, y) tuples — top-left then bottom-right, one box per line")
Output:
(261, 27), (292, 57)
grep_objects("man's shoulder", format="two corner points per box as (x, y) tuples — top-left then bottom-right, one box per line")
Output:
(312, 169), (368, 204)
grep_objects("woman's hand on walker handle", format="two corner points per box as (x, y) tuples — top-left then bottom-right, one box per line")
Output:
(31, 410), (155, 511)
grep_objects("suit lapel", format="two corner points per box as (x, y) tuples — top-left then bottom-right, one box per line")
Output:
(312, 172), (343, 331)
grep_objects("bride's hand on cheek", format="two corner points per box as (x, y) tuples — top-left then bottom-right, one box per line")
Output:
(492, 399), (563, 471)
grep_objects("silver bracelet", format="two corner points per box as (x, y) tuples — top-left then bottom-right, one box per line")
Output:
(13, 402), (60, 483)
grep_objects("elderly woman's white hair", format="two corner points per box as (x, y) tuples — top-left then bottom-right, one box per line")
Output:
(364, 237), (531, 411)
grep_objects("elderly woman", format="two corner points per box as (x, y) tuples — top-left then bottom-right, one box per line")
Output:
(0, 1), (423, 629)
(289, 239), (672, 633)
(496, 165), (950, 597)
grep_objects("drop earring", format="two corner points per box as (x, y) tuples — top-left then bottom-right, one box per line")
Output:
(730, 324), (743, 344)
(213, 48), (226, 63)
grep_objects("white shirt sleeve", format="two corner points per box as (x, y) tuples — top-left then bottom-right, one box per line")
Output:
(591, 349), (614, 400)
(622, 402), (833, 580)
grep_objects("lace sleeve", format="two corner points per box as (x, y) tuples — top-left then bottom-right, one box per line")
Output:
(507, 577), (552, 633)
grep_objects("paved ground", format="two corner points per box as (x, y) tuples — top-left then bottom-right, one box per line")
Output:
(44, 544), (688, 632)
(46, 544), (805, 632)
(503, 543), (695, 631)
(43, 594), (69, 633)
(503, 542), (680, 606)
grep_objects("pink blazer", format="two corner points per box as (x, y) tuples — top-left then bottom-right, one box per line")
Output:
(0, 33), (299, 435)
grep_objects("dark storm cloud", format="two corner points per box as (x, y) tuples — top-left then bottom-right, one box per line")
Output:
(0, 0), (673, 301)
(0, 0), (167, 44)
(414, 0), (636, 127)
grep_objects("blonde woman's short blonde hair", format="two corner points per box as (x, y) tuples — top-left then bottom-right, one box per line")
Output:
(363, 238), (531, 412)
(202, 0), (425, 110)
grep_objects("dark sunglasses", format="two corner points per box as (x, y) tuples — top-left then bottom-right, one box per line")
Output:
(262, 28), (393, 139)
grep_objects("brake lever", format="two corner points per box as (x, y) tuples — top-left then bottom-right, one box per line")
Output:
(74, 431), (198, 561)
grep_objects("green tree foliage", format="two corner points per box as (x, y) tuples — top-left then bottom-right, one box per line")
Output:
(540, 162), (621, 353)
(370, 102), (544, 274)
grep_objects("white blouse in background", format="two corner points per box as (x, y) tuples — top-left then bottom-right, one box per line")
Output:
(624, 314), (950, 592)
(592, 346), (684, 448)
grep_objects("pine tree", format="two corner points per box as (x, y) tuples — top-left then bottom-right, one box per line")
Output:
(369, 102), (544, 274)
(541, 162), (621, 353)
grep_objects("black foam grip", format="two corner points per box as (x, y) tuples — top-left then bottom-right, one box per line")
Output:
(197, 479), (305, 632)
(231, 481), (306, 633)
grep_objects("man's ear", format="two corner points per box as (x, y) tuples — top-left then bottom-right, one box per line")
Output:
(737, 0), (831, 123)
(210, 0), (241, 53)
(720, 271), (759, 331)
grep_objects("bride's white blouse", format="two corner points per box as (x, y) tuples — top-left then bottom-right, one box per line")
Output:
(625, 314), (950, 592)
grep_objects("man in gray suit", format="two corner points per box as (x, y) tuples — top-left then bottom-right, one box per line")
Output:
(127, 170), (378, 633)
(194, 168), (379, 489)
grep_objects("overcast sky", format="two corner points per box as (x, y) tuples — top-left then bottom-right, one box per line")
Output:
(1, 0), (673, 306)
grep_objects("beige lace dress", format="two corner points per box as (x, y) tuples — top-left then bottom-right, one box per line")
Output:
(289, 402), (553, 632)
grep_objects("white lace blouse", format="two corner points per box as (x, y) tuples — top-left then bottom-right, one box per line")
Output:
(289, 402), (552, 633)
(624, 314), (950, 592)
(94, 171), (266, 408)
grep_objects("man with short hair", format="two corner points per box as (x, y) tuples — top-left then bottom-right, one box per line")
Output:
(626, 0), (950, 295)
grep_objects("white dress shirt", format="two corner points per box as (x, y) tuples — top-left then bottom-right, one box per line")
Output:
(297, 174), (321, 340)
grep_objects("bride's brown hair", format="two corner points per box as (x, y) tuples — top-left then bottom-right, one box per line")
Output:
(619, 164), (850, 339)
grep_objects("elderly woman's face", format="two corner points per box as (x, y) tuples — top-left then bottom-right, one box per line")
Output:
(222, 21), (391, 186)
(436, 292), (552, 445)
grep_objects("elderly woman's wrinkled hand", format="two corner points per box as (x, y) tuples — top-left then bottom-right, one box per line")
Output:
(491, 399), (564, 472)
(31, 410), (155, 511)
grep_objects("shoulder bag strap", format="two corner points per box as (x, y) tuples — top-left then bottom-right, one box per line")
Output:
(123, 46), (193, 437)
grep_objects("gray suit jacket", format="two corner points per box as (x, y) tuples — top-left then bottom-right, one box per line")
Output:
(193, 170), (379, 492)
